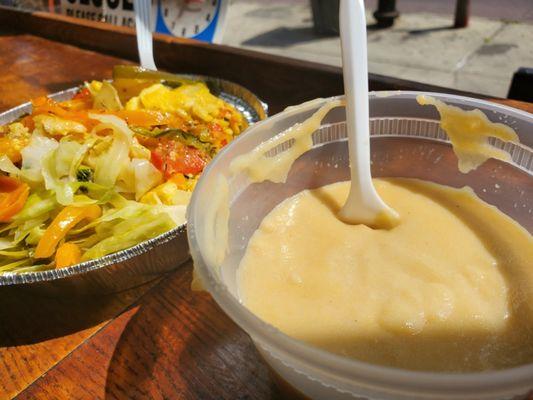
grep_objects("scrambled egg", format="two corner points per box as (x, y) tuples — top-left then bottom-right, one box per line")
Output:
(33, 115), (87, 136)
(126, 83), (225, 122)
(0, 122), (31, 162)
(140, 181), (192, 206)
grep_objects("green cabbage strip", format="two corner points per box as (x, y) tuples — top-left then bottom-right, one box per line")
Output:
(0, 238), (14, 250)
(12, 264), (49, 274)
(13, 191), (57, 222)
(20, 134), (59, 183)
(42, 152), (76, 205)
(0, 258), (32, 273)
(90, 81), (123, 111)
(81, 209), (175, 260)
(90, 114), (134, 188)
(0, 250), (29, 258)
(12, 214), (48, 246)
(0, 155), (22, 177)
(42, 137), (96, 205)
(68, 201), (150, 235)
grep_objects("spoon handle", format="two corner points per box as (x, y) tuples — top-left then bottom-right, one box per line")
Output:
(134, 0), (157, 70)
(340, 0), (371, 194)
(338, 0), (398, 227)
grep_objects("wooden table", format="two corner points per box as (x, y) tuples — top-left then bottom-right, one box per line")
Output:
(0, 8), (532, 400)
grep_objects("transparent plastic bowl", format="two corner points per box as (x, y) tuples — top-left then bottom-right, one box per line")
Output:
(187, 92), (533, 400)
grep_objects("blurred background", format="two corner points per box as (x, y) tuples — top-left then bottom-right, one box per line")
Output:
(1, 0), (532, 97)
(222, 0), (532, 98)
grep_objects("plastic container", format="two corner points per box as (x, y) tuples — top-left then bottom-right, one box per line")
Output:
(187, 92), (533, 400)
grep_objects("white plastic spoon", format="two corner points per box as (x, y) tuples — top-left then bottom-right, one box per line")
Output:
(337, 0), (399, 228)
(133, 0), (157, 70)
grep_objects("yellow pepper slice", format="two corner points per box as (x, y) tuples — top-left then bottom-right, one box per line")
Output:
(55, 242), (82, 269)
(35, 204), (101, 259)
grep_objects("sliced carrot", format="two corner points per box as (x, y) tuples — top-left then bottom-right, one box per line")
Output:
(0, 175), (30, 222)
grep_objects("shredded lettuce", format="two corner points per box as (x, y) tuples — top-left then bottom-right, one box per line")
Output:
(69, 200), (151, 235)
(55, 140), (84, 177)
(33, 115), (87, 136)
(90, 114), (133, 140)
(13, 191), (57, 222)
(10, 264), (50, 274)
(157, 205), (187, 225)
(20, 133), (59, 182)
(132, 158), (162, 200)
(90, 114), (133, 188)
(130, 137), (151, 160)
(0, 258), (31, 273)
(12, 214), (49, 245)
(0, 133), (59, 185)
(41, 137), (98, 205)
(90, 81), (123, 111)
(0, 155), (22, 177)
(81, 208), (175, 260)
(24, 225), (46, 246)
(0, 238), (14, 251)
(79, 183), (118, 205)
(42, 152), (76, 205)
(0, 249), (30, 258)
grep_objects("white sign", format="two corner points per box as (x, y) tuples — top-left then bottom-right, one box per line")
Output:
(60, 0), (140, 28)
(58, 0), (228, 43)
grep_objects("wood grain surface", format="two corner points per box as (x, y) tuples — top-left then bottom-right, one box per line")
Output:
(0, 34), (130, 113)
(0, 9), (532, 400)
(15, 264), (285, 400)
(0, 281), (157, 399)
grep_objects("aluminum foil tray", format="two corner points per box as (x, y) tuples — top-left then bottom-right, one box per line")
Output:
(0, 77), (268, 295)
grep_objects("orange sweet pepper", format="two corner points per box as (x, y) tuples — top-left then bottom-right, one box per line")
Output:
(31, 96), (97, 130)
(0, 175), (30, 222)
(35, 204), (101, 259)
(55, 242), (82, 269)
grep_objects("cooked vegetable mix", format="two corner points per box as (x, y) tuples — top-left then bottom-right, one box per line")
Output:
(0, 67), (248, 273)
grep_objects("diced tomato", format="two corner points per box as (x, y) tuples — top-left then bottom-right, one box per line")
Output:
(151, 139), (207, 178)
(72, 88), (92, 100)
(150, 150), (164, 171)
(208, 122), (231, 149)
(209, 122), (223, 133)
(21, 115), (35, 131)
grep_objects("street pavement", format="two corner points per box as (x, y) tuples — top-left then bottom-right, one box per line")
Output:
(223, 0), (533, 98)
(365, 0), (533, 23)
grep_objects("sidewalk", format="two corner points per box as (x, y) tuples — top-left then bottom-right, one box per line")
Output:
(222, 0), (533, 98)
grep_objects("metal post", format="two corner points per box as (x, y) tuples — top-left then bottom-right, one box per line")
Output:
(310, 0), (340, 35)
(373, 0), (399, 28)
(454, 0), (470, 28)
